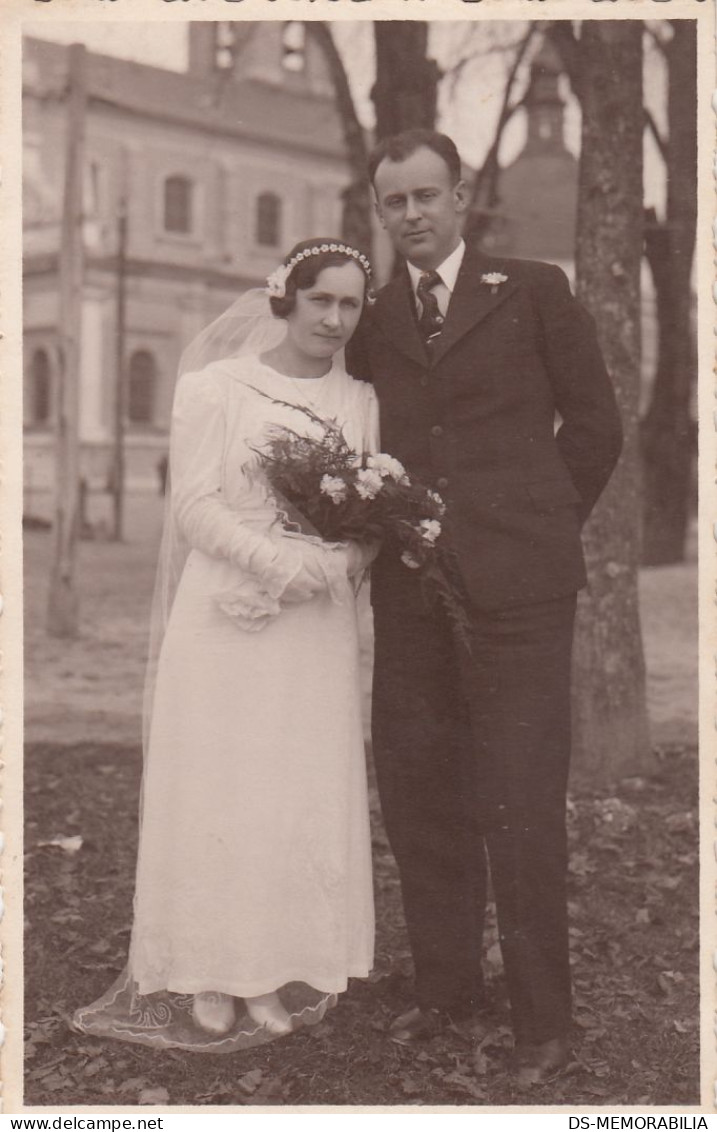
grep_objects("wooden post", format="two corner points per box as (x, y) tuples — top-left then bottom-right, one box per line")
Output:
(47, 43), (86, 638)
(111, 197), (128, 542)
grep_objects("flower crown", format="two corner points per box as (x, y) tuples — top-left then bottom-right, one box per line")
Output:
(266, 243), (373, 299)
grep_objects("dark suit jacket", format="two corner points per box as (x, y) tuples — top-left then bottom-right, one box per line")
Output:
(347, 245), (623, 612)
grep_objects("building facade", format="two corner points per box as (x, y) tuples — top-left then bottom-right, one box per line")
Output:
(23, 23), (350, 520)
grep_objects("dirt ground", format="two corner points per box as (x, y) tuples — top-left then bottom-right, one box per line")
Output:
(22, 516), (700, 1108)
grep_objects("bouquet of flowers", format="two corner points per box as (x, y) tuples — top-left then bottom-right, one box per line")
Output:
(252, 394), (471, 646)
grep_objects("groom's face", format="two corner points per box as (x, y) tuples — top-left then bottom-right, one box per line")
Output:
(373, 146), (467, 271)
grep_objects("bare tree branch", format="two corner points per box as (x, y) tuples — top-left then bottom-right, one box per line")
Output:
(466, 23), (539, 232)
(441, 24), (533, 100)
(304, 22), (372, 247)
(546, 21), (582, 100)
(643, 21), (670, 55)
(644, 107), (668, 163)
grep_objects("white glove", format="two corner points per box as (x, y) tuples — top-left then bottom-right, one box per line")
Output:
(279, 536), (341, 604)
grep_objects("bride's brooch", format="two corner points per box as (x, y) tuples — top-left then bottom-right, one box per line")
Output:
(481, 271), (509, 295)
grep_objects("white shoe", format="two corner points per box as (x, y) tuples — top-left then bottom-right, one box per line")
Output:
(192, 991), (236, 1035)
(245, 992), (293, 1035)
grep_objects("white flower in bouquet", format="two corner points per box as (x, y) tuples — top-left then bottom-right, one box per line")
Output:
(320, 474), (348, 504)
(367, 453), (408, 483)
(427, 490), (447, 515)
(355, 468), (384, 500)
(419, 519), (442, 545)
(401, 550), (421, 570)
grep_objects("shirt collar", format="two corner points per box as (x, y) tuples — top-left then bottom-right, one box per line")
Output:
(407, 238), (466, 296)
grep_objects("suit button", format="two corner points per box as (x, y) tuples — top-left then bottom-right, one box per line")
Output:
(431, 425), (444, 438)
(436, 477), (449, 490)
(419, 376), (429, 388)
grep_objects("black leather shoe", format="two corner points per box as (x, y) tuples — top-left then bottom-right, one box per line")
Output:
(513, 1036), (570, 1086)
(388, 1006), (444, 1045)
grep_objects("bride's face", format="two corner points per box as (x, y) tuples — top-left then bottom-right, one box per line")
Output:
(286, 261), (366, 360)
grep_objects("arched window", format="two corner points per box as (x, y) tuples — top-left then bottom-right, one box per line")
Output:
(127, 350), (157, 426)
(163, 175), (193, 234)
(214, 22), (237, 71)
(255, 192), (281, 248)
(30, 348), (51, 426)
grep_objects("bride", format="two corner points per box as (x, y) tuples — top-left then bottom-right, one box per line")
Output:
(74, 239), (378, 1052)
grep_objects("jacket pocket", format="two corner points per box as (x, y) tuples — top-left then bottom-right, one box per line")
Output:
(526, 479), (582, 513)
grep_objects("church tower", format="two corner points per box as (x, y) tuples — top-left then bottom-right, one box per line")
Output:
(487, 41), (578, 267)
(187, 22), (333, 97)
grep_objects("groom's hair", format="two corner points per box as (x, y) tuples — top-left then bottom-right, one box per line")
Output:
(368, 129), (462, 188)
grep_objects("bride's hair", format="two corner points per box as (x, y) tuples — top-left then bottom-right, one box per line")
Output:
(270, 237), (372, 318)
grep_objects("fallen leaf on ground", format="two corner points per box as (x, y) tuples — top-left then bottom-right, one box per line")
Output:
(472, 1047), (489, 1076)
(138, 1087), (170, 1105)
(37, 836), (83, 854)
(237, 1069), (264, 1095)
(399, 1075), (421, 1096)
(118, 1077), (149, 1093)
(39, 1074), (73, 1092)
(441, 1071), (487, 1100)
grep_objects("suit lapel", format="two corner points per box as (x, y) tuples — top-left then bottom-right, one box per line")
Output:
(430, 247), (519, 366)
(374, 270), (427, 368)
(373, 248), (520, 369)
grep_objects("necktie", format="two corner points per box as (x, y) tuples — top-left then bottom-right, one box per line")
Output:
(416, 270), (444, 348)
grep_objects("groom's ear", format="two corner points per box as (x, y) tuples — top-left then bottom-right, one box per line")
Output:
(454, 179), (468, 215)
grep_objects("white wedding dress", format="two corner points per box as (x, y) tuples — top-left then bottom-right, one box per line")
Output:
(74, 355), (377, 1052)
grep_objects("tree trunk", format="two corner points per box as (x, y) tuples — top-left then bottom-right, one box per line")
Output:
(305, 23), (372, 250)
(640, 22), (697, 565)
(372, 23), (439, 139)
(371, 23), (438, 276)
(571, 21), (651, 784)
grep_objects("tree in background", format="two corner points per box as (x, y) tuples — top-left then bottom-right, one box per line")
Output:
(308, 22), (439, 265)
(304, 23), (372, 251)
(551, 20), (651, 783)
(640, 21), (697, 566)
(371, 22), (439, 138)
(461, 25), (539, 242)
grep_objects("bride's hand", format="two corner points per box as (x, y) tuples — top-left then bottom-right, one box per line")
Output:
(278, 537), (340, 603)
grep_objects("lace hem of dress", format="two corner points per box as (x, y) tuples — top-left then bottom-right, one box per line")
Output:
(72, 967), (342, 1054)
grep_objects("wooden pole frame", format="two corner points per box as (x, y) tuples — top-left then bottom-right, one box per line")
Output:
(111, 197), (128, 543)
(47, 43), (86, 638)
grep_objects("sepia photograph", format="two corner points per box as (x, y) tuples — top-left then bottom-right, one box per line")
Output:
(13, 6), (706, 1110)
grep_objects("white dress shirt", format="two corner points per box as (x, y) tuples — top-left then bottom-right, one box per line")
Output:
(407, 239), (466, 318)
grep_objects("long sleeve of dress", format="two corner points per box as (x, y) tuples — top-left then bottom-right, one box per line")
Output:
(170, 370), (294, 590)
(170, 370), (349, 626)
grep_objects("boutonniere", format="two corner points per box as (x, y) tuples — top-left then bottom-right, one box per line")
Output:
(481, 272), (509, 295)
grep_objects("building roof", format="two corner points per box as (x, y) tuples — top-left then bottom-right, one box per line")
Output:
(23, 36), (347, 161)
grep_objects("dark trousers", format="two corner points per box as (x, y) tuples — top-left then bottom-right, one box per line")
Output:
(371, 579), (576, 1045)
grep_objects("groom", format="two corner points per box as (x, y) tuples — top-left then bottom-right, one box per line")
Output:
(347, 130), (622, 1083)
